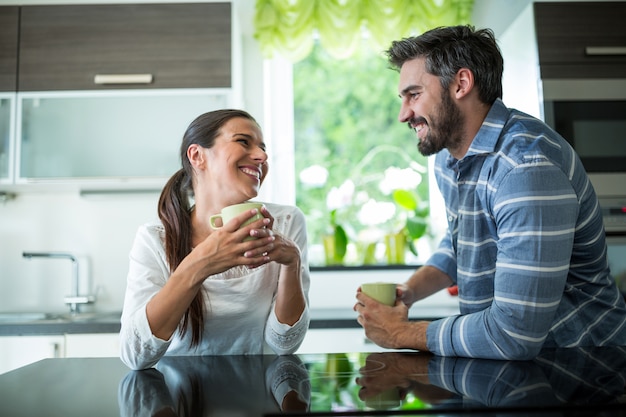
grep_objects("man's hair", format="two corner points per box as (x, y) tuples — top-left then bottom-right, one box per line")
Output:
(385, 25), (503, 104)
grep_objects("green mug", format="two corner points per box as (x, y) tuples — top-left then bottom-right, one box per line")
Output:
(361, 282), (397, 306)
(209, 202), (264, 240)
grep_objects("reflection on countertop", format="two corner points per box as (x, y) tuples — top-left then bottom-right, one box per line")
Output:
(2, 346), (624, 416)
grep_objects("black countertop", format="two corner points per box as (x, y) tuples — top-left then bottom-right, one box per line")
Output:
(1, 346), (625, 416)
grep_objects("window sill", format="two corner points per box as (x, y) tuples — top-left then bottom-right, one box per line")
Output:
(310, 264), (420, 272)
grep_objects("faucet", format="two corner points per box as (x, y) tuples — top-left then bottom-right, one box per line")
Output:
(22, 252), (96, 313)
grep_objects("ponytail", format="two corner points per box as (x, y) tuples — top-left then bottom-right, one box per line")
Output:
(157, 168), (205, 346)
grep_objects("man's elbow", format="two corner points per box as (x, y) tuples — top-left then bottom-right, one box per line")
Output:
(500, 339), (544, 361)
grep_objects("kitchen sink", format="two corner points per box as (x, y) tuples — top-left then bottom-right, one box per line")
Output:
(55, 311), (122, 322)
(0, 311), (121, 324)
(0, 312), (65, 323)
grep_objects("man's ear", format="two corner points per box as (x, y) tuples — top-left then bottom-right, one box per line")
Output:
(454, 68), (474, 99)
(187, 144), (204, 169)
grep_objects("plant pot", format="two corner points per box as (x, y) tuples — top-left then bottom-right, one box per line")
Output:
(384, 232), (405, 264)
(357, 241), (378, 265)
(323, 234), (345, 265)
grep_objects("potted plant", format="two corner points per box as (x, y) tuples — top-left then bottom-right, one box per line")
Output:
(386, 189), (429, 264)
(322, 209), (349, 266)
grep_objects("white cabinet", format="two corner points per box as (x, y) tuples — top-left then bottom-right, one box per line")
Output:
(16, 90), (230, 185)
(0, 335), (64, 375)
(0, 94), (14, 184)
(0, 333), (120, 375)
(64, 333), (120, 358)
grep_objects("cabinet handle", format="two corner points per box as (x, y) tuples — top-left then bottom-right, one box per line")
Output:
(51, 342), (62, 358)
(585, 46), (626, 56)
(94, 74), (154, 85)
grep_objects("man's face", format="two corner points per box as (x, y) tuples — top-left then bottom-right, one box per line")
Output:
(397, 58), (464, 156)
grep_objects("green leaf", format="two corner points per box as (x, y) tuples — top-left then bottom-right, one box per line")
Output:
(329, 208), (338, 226)
(392, 189), (418, 211)
(334, 224), (348, 259)
(406, 217), (427, 240)
(415, 201), (430, 218)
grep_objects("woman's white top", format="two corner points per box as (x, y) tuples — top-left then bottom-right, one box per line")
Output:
(120, 202), (310, 370)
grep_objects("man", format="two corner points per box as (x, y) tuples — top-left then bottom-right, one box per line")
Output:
(354, 25), (626, 360)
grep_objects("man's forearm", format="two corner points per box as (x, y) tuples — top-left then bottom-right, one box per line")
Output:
(394, 321), (430, 351)
(406, 265), (453, 303)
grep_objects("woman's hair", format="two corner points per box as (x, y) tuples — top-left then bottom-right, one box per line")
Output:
(385, 25), (503, 105)
(157, 109), (258, 347)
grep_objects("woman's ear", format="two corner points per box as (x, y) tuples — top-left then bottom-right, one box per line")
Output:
(187, 144), (204, 169)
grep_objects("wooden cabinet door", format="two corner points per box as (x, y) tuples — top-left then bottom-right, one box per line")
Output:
(0, 7), (18, 91)
(534, 2), (626, 78)
(18, 3), (231, 91)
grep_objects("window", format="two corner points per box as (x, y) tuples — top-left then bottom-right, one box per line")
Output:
(291, 40), (439, 267)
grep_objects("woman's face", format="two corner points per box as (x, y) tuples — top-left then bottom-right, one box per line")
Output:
(197, 117), (268, 204)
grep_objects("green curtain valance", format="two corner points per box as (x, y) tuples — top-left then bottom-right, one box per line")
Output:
(253, 0), (475, 62)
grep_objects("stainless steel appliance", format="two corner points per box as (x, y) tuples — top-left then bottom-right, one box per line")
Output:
(541, 78), (626, 292)
(542, 78), (626, 198)
(607, 234), (626, 293)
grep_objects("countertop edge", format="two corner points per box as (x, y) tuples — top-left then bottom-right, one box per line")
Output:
(0, 306), (460, 335)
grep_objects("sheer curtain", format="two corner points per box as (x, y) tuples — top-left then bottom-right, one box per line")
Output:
(253, 0), (475, 61)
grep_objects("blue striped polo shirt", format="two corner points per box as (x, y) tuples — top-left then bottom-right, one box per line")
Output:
(425, 98), (626, 359)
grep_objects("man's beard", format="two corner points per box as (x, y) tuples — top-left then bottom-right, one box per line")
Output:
(416, 90), (464, 157)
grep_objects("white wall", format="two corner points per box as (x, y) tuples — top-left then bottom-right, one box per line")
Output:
(498, 3), (542, 118)
(0, 0), (542, 314)
(0, 192), (158, 312)
(473, 0), (541, 118)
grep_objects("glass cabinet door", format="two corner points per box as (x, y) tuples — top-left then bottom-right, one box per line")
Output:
(0, 94), (14, 183)
(17, 90), (230, 181)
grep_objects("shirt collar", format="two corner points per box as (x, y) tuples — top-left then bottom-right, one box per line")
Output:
(465, 98), (509, 156)
(444, 98), (508, 169)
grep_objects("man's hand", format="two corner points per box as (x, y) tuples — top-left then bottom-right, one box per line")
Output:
(354, 290), (429, 351)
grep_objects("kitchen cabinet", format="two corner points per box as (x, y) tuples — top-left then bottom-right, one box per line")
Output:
(0, 7), (18, 91)
(0, 2), (238, 187)
(0, 7), (17, 183)
(534, 2), (626, 78)
(0, 335), (64, 375)
(16, 90), (229, 183)
(0, 333), (120, 374)
(64, 333), (120, 358)
(18, 3), (231, 91)
(0, 94), (14, 184)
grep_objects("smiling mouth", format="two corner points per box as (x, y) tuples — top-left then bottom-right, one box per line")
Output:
(413, 122), (427, 139)
(240, 167), (261, 180)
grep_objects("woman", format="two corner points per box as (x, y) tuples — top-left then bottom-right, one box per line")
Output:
(120, 109), (310, 370)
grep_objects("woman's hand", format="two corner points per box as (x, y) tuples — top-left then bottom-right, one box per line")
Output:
(246, 205), (301, 269)
(185, 208), (276, 281)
